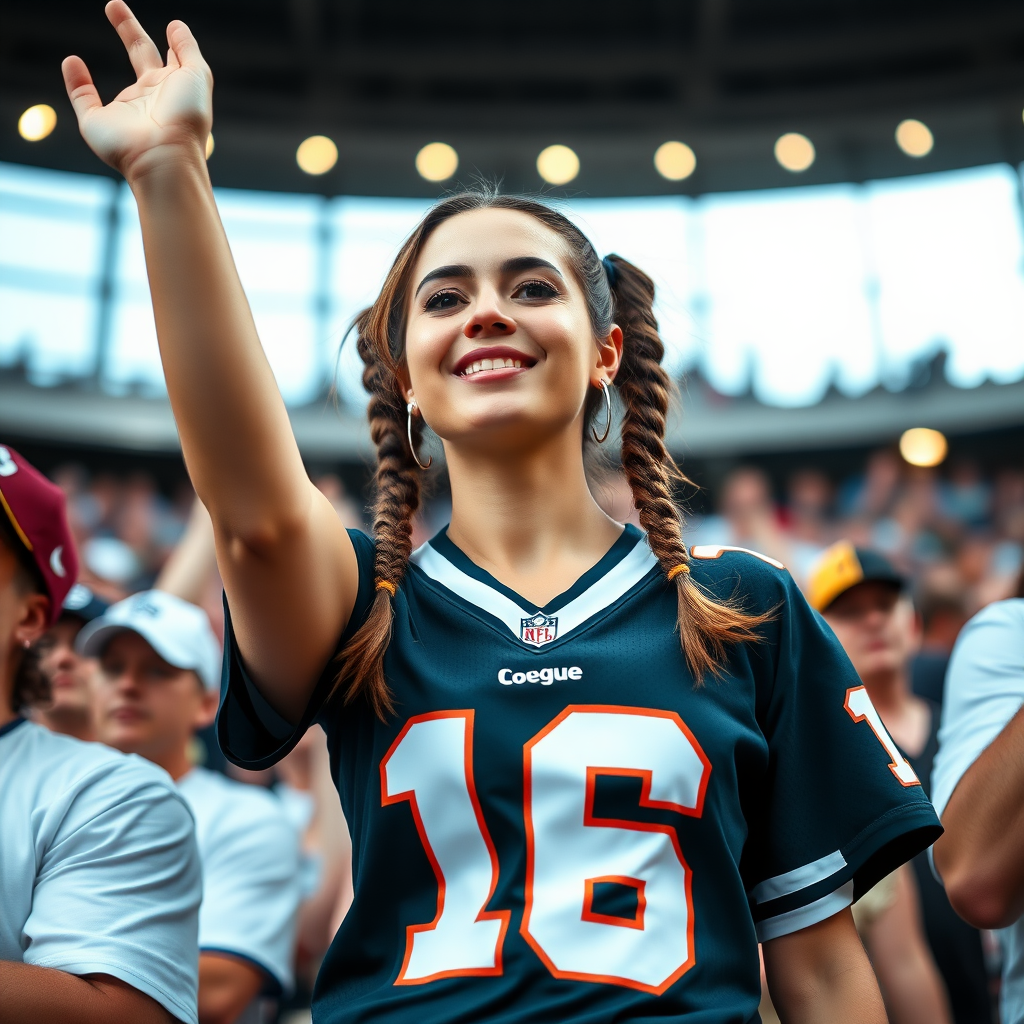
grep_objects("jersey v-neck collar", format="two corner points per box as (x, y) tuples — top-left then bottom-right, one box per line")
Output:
(411, 524), (659, 649)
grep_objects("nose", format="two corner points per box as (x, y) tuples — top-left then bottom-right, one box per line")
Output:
(463, 294), (516, 340)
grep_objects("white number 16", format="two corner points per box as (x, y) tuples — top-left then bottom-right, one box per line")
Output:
(381, 705), (711, 993)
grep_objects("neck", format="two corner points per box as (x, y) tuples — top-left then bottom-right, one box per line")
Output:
(862, 666), (912, 715)
(35, 707), (94, 743)
(444, 429), (621, 602)
(145, 740), (195, 782)
(1, 650), (18, 730)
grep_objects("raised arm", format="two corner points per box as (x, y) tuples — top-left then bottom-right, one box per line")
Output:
(62, 2), (357, 721)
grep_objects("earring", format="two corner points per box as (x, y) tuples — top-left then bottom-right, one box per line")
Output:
(407, 401), (433, 470)
(591, 379), (613, 444)
(22, 639), (31, 649)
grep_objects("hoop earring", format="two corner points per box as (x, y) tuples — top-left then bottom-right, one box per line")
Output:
(407, 402), (432, 470)
(591, 379), (613, 444)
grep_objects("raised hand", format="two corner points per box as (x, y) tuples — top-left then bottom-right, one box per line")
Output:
(62, 1), (212, 182)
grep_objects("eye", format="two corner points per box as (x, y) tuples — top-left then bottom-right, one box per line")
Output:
(513, 279), (559, 300)
(424, 289), (465, 312)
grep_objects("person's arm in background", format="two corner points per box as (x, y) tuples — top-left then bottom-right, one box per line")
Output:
(0, 966), (176, 1024)
(935, 704), (1024, 927)
(293, 733), (352, 982)
(156, 498), (216, 606)
(762, 909), (886, 1024)
(63, 3), (357, 724)
(197, 955), (262, 1024)
(860, 866), (951, 1024)
(931, 601), (1024, 929)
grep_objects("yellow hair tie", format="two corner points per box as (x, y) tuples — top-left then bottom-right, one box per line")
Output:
(375, 578), (397, 596)
(667, 564), (690, 581)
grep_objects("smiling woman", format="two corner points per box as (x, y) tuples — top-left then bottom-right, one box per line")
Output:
(62, 5), (942, 1023)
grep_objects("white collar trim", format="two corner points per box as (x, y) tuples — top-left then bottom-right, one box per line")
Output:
(410, 535), (659, 648)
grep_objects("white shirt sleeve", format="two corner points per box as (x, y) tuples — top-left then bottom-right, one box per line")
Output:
(22, 760), (202, 1024)
(197, 796), (302, 993)
(931, 599), (1024, 821)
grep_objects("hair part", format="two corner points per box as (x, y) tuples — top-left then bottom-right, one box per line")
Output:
(0, 514), (51, 712)
(333, 187), (773, 718)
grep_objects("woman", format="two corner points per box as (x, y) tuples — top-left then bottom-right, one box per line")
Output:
(64, 7), (941, 1021)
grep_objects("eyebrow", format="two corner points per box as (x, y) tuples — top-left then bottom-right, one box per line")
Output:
(414, 256), (564, 298)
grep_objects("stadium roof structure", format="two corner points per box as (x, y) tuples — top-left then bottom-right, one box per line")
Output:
(3, 0), (1024, 197)
(2, 353), (1022, 461)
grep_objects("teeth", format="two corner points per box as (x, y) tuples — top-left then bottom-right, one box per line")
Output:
(461, 357), (526, 376)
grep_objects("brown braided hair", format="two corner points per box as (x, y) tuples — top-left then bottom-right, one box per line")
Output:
(333, 188), (773, 718)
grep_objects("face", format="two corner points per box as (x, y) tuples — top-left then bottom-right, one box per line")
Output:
(402, 208), (621, 456)
(38, 618), (96, 719)
(92, 630), (216, 764)
(824, 581), (919, 683)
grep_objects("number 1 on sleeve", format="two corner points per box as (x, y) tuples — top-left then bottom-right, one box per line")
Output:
(845, 686), (920, 787)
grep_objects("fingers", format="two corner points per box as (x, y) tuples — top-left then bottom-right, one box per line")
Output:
(61, 56), (103, 120)
(166, 20), (205, 69)
(106, 0), (164, 77)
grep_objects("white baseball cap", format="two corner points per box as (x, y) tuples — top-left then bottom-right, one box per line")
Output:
(77, 589), (221, 691)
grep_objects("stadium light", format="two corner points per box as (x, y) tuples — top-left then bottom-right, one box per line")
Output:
(654, 141), (696, 181)
(537, 145), (579, 185)
(205, 133), (214, 159)
(900, 428), (947, 467)
(416, 142), (458, 182)
(296, 135), (338, 175)
(18, 104), (57, 141)
(774, 133), (815, 172)
(895, 119), (933, 158)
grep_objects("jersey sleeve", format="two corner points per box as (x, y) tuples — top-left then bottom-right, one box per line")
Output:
(739, 564), (943, 942)
(218, 527), (376, 769)
(931, 599), (1024, 820)
(22, 761), (202, 1024)
(197, 798), (302, 993)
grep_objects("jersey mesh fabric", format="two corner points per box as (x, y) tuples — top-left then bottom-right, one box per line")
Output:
(219, 526), (941, 1024)
(0, 719), (202, 1024)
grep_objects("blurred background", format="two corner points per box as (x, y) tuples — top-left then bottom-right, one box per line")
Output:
(2, 0), (1024, 632)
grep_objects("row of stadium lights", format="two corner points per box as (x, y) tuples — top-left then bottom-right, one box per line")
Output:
(19, 103), (942, 181)
(12, 105), (955, 466)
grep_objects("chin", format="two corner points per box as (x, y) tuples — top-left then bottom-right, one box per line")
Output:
(98, 723), (151, 756)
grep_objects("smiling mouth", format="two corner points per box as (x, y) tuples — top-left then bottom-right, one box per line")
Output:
(452, 346), (536, 379)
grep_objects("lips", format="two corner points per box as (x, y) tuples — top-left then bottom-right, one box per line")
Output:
(452, 346), (537, 378)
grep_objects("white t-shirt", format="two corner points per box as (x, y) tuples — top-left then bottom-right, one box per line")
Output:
(0, 718), (202, 1024)
(177, 767), (301, 994)
(932, 598), (1024, 1024)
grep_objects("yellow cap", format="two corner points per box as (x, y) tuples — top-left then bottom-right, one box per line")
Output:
(807, 540), (865, 612)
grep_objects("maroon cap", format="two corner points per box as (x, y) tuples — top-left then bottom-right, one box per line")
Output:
(0, 445), (78, 624)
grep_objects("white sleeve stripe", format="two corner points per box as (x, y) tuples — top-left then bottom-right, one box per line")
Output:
(751, 849), (847, 904)
(755, 880), (854, 943)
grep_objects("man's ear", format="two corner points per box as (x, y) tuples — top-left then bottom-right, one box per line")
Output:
(194, 685), (220, 731)
(15, 593), (50, 648)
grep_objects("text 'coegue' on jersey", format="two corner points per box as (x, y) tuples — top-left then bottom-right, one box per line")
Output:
(219, 525), (941, 1024)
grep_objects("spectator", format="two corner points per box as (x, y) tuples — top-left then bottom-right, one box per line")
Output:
(32, 583), (107, 741)
(810, 541), (993, 1024)
(911, 567), (969, 706)
(0, 445), (202, 1024)
(931, 566), (1024, 1024)
(82, 590), (302, 1024)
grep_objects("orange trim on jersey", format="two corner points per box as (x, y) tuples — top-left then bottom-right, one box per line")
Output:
(380, 709), (511, 985)
(521, 704), (711, 995)
(844, 685), (921, 788)
(582, 875), (647, 931)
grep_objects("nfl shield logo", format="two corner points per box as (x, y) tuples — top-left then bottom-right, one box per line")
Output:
(520, 612), (558, 648)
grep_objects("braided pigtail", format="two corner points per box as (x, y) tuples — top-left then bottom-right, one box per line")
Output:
(606, 254), (774, 683)
(330, 310), (422, 719)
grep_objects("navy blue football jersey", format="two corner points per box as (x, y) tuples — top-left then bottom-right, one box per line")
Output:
(219, 524), (941, 1024)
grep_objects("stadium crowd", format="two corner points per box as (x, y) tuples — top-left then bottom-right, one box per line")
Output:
(8, 443), (1019, 1022)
